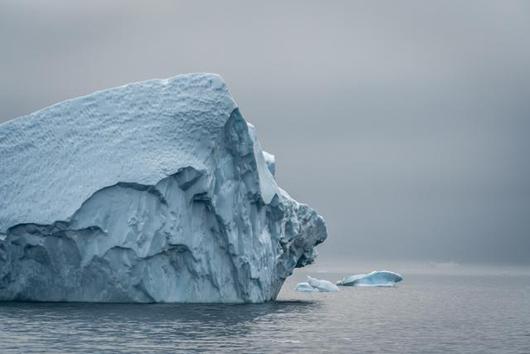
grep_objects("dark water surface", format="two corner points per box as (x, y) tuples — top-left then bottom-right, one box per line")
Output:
(1, 272), (529, 353)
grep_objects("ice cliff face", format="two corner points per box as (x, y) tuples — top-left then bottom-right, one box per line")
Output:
(0, 73), (327, 303)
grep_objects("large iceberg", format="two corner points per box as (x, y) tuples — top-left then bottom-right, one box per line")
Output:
(336, 271), (403, 287)
(0, 73), (327, 303)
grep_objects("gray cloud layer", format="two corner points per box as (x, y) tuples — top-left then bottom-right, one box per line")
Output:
(1, 0), (529, 264)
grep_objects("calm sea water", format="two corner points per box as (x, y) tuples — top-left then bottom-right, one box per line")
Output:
(0, 271), (529, 353)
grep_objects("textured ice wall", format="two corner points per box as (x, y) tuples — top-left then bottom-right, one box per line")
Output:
(0, 73), (327, 303)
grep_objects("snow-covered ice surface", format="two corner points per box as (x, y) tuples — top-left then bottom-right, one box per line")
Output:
(0, 73), (327, 303)
(306, 276), (339, 292)
(336, 271), (403, 287)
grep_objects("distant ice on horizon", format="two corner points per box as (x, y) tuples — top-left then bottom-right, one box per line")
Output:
(336, 271), (403, 287)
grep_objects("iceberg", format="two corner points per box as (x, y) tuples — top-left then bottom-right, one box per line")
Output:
(306, 276), (339, 292)
(295, 277), (339, 292)
(0, 73), (327, 303)
(295, 282), (318, 292)
(336, 271), (403, 287)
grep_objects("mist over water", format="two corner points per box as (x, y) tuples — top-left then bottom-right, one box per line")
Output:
(305, 259), (530, 277)
(1, 0), (529, 266)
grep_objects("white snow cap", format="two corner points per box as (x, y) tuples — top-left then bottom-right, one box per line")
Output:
(0, 73), (277, 231)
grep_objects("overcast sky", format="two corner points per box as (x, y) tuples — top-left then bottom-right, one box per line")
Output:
(1, 0), (529, 266)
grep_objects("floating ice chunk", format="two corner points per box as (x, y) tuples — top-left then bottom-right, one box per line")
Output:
(336, 271), (403, 287)
(295, 282), (318, 292)
(296, 277), (339, 292)
(307, 276), (340, 292)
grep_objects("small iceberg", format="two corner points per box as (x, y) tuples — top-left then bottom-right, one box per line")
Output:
(295, 282), (319, 292)
(336, 271), (403, 287)
(295, 276), (340, 292)
(308, 276), (340, 292)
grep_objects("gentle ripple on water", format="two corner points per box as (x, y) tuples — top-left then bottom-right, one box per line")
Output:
(0, 272), (529, 353)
